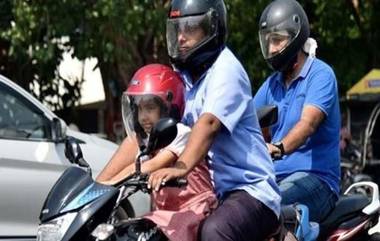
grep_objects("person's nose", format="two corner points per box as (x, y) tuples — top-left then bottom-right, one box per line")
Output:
(268, 43), (281, 55)
(178, 32), (187, 46)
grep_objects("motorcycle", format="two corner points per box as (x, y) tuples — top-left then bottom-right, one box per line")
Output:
(273, 181), (380, 241)
(39, 105), (380, 241)
(37, 117), (184, 241)
(262, 108), (380, 241)
(36, 106), (280, 241)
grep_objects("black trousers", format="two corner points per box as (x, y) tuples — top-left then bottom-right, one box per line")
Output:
(200, 190), (279, 241)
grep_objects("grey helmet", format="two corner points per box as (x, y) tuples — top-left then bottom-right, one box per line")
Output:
(166, 0), (227, 72)
(259, 0), (310, 71)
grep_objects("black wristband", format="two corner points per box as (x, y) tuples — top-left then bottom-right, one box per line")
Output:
(272, 141), (285, 157)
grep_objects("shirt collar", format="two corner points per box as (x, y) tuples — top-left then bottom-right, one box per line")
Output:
(180, 70), (193, 89)
(299, 56), (314, 78)
(180, 67), (210, 90)
(273, 56), (315, 85)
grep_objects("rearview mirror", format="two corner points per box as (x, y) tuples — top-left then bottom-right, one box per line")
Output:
(65, 137), (90, 170)
(135, 118), (178, 175)
(145, 118), (178, 154)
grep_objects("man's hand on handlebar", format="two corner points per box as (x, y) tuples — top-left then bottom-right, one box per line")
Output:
(148, 166), (187, 192)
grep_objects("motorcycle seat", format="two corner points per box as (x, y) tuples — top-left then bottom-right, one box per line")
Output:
(319, 194), (370, 231)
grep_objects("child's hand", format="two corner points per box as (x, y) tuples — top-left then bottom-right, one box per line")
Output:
(148, 167), (187, 192)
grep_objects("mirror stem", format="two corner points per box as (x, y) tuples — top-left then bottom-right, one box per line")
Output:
(135, 160), (141, 175)
(135, 153), (145, 175)
(78, 157), (92, 176)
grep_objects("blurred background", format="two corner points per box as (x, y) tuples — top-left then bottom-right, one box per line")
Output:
(0, 0), (379, 143)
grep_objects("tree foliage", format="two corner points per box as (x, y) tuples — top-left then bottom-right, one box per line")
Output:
(226, 0), (380, 95)
(0, 0), (379, 137)
(1, 0), (170, 110)
(308, 0), (380, 94)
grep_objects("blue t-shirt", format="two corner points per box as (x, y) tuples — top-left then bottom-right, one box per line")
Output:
(253, 57), (341, 196)
(180, 47), (281, 217)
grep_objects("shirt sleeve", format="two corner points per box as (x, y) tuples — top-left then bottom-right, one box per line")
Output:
(202, 64), (252, 133)
(304, 68), (338, 116)
(162, 123), (190, 157)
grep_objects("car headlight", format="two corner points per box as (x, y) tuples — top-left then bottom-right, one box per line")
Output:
(37, 212), (77, 241)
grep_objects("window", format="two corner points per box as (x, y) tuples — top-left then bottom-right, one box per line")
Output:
(0, 84), (51, 140)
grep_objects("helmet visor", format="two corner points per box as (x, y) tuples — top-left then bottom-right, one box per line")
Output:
(122, 93), (167, 138)
(259, 18), (301, 59)
(122, 93), (136, 138)
(166, 12), (217, 59)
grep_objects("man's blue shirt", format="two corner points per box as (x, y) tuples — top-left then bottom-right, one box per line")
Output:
(180, 47), (281, 217)
(254, 57), (341, 196)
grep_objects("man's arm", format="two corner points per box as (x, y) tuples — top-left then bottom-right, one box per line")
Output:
(268, 105), (325, 156)
(148, 113), (221, 190)
(177, 112), (221, 172)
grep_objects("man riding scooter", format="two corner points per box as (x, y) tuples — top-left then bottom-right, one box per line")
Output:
(148, 0), (281, 241)
(254, 0), (341, 223)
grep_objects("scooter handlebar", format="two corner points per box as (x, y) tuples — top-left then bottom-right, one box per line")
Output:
(118, 174), (188, 192)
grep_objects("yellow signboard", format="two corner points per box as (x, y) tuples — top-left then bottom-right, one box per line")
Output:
(347, 69), (380, 98)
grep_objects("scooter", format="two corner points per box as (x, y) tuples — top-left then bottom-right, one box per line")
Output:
(37, 117), (183, 241)
(274, 181), (380, 241)
(36, 105), (280, 241)
(262, 110), (380, 241)
(260, 106), (380, 241)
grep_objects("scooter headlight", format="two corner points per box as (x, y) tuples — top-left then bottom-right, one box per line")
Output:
(37, 212), (77, 241)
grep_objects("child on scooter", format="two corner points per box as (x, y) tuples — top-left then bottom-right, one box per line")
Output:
(97, 64), (217, 241)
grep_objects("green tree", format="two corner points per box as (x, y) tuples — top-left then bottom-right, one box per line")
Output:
(309, 0), (380, 94)
(0, 0), (170, 139)
(226, 0), (380, 95)
(226, 0), (271, 92)
(1, 0), (379, 139)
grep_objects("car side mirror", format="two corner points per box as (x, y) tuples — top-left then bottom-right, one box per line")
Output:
(257, 105), (278, 128)
(52, 118), (66, 143)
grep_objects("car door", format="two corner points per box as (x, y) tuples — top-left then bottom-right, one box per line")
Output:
(0, 81), (69, 237)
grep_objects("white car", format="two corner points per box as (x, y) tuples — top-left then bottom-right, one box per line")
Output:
(0, 74), (150, 240)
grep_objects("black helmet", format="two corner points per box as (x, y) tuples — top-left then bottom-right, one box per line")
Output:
(259, 0), (310, 71)
(166, 0), (227, 72)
